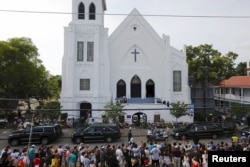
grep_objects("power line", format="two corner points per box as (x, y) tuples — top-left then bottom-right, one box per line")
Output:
(0, 9), (250, 19)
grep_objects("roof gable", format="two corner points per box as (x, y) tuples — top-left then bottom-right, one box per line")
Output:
(109, 8), (163, 45)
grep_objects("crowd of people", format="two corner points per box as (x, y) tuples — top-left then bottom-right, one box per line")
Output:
(0, 129), (250, 167)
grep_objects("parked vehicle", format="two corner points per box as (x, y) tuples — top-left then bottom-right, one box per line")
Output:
(240, 126), (250, 137)
(147, 129), (168, 142)
(171, 123), (223, 140)
(71, 124), (121, 144)
(8, 125), (58, 146)
(90, 123), (121, 133)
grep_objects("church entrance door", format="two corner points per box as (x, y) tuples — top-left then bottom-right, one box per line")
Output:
(132, 112), (147, 127)
(80, 102), (92, 120)
(131, 75), (141, 98)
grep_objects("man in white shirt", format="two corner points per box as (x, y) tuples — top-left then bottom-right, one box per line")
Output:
(115, 145), (123, 162)
(150, 145), (161, 167)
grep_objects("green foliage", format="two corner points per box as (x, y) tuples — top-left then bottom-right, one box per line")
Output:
(186, 44), (239, 110)
(228, 102), (250, 118)
(60, 113), (68, 121)
(37, 101), (61, 121)
(186, 44), (238, 85)
(0, 37), (61, 109)
(235, 62), (247, 76)
(103, 102), (125, 123)
(170, 101), (188, 122)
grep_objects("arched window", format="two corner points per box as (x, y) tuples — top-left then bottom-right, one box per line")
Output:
(146, 79), (155, 97)
(89, 3), (96, 20)
(131, 75), (141, 98)
(116, 80), (126, 98)
(78, 2), (85, 19)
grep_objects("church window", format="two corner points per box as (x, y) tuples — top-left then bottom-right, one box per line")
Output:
(87, 42), (94, 61)
(117, 80), (126, 98)
(78, 2), (85, 19)
(173, 71), (182, 92)
(146, 79), (155, 97)
(80, 79), (90, 90)
(89, 3), (96, 20)
(77, 41), (84, 61)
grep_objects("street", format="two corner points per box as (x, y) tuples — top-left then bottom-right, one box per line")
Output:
(0, 127), (234, 151)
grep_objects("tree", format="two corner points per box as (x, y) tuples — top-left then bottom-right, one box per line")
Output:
(186, 44), (238, 111)
(235, 62), (247, 76)
(170, 101), (188, 122)
(36, 101), (61, 123)
(103, 102), (125, 123)
(228, 103), (249, 119)
(0, 37), (61, 110)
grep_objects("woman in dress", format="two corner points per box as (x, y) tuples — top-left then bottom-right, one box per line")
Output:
(191, 156), (200, 167)
(182, 152), (190, 167)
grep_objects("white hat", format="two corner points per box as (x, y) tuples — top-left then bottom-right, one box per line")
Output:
(31, 144), (35, 147)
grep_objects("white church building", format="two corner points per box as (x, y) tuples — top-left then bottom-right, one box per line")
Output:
(60, 0), (193, 124)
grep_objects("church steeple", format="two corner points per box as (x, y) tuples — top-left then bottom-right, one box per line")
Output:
(72, 0), (107, 25)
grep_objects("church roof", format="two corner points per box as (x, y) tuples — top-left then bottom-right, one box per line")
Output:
(109, 8), (163, 45)
(217, 76), (250, 88)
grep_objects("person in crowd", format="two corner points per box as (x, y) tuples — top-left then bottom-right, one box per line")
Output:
(131, 144), (140, 158)
(100, 146), (107, 167)
(191, 156), (200, 167)
(122, 146), (131, 167)
(57, 145), (64, 166)
(182, 152), (190, 167)
(107, 149), (119, 167)
(128, 127), (132, 142)
(150, 144), (161, 167)
(115, 145), (123, 163)
(68, 149), (77, 167)
(33, 153), (41, 167)
(172, 145), (181, 167)
(1, 147), (10, 167)
(18, 156), (25, 167)
(90, 159), (96, 167)
(28, 145), (36, 167)
(231, 134), (239, 143)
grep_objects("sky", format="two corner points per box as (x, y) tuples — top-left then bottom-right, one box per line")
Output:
(0, 0), (250, 76)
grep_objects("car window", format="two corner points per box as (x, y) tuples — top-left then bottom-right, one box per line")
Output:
(95, 127), (103, 132)
(103, 127), (113, 132)
(87, 127), (95, 133)
(44, 127), (54, 132)
(32, 127), (43, 133)
(190, 126), (204, 132)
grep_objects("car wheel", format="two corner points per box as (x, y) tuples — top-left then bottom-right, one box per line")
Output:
(41, 137), (49, 145)
(106, 136), (112, 143)
(212, 134), (218, 139)
(75, 137), (82, 144)
(181, 135), (186, 140)
(11, 138), (19, 146)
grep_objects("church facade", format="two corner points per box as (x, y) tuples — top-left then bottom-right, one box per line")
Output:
(60, 0), (192, 124)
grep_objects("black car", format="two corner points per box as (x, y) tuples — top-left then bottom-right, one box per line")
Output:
(172, 123), (223, 140)
(240, 126), (250, 136)
(71, 124), (121, 144)
(8, 125), (58, 146)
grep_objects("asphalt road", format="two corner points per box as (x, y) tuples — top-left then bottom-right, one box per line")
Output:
(0, 127), (234, 151)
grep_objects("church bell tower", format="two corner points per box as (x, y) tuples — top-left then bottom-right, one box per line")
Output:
(61, 0), (110, 119)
